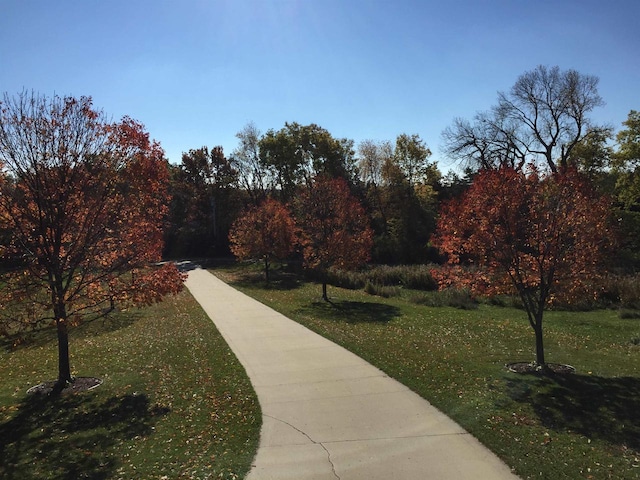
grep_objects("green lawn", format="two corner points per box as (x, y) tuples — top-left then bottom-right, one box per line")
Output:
(0, 289), (260, 480)
(214, 264), (640, 480)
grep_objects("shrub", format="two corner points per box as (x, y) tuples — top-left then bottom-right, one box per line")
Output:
(327, 268), (366, 290)
(484, 295), (524, 309)
(605, 274), (640, 309)
(410, 289), (478, 310)
(618, 309), (640, 319)
(401, 265), (438, 290)
(364, 282), (401, 298)
(366, 265), (405, 287)
(327, 265), (437, 292)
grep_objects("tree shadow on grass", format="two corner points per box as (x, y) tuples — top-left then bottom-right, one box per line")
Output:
(1, 310), (144, 354)
(0, 391), (170, 480)
(505, 372), (640, 451)
(301, 299), (402, 324)
(71, 310), (144, 341)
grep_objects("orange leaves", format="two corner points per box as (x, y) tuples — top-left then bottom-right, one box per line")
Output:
(0, 92), (184, 334)
(432, 166), (615, 305)
(229, 198), (298, 263)
(296, 176), (373, 272)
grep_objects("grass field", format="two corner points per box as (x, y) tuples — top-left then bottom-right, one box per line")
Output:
(213, 264), (640, 480)
(0, 289), (260, 480)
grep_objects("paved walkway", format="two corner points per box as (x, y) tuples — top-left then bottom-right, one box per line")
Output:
(184, 266), (519, 480)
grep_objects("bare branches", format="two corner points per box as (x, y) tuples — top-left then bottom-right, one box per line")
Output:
(443, 65), (604, 173)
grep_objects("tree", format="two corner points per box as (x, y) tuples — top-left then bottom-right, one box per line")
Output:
(296, 176), (373, 301)
(568, 128), (614, 178)
(165, 146), (239, 257)
(443, 66), (605, 173)
(393, 133), (435, 187)
(612, 110), (640, 210)
(357, 135), (440, 264)
(442, 112), (527, 171)
(610, 110), (640, 269)
(228, 198), (298, 283)
(432, 166), (614, 367)
(357, 140), (393, 257)
(259, 123), (356, 201)
(231, 122), (269, 206)
(0, 92), (184, 390)
(357, 139), (393, 188)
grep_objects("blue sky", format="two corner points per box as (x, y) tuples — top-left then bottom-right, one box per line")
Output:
(2, 0), (638, 170)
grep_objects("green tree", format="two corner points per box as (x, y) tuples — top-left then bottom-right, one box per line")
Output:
(612, 110), (640, 210)
(569, 128), (614, 177)
(394, 133), (435, 187)
(166, 146), (239, 257)
(610, 110), (640, 269)
(356, 135), (440, 264)
(259, 122), (356, 201)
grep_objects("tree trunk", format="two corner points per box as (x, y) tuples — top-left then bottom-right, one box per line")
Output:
(54, 302), (73, 390)
(264, 257), (270, 284)
(322, 281), (328, 302)
(534, 313), (546, 367)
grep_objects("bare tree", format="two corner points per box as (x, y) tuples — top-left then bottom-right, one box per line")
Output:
(443, 65), (605, 173)
(231, 122), (269, 205)
(357, 139), (393, 187)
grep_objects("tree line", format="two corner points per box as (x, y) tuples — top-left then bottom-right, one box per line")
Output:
(165, 123), (444, 265)
(165, 66), (640, 272)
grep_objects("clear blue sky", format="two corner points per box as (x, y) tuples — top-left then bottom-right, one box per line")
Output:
(2, 0), (638, 170)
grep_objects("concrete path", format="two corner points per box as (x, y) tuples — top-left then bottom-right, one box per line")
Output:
(184, 266), (519, 480)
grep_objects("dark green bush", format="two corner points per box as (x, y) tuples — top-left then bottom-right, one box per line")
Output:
(484, 295), (524, 309)
(604, 274), (640, 309)
(400, 265), (438, 290)
(330, 265), (438, 291)
(410, 289), (478, 310)
(618, 309), (640, 319)
(364, 281), (401, 298)
(366, 265), (404, 287)
(327, 269), (366, 290)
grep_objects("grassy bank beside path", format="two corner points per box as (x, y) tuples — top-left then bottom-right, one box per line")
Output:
(213, 264), (640, 480)
(0, 289), (260, 480)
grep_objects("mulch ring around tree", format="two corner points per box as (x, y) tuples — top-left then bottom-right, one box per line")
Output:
(506, 362), (576, 375)
(26, 377), (103, 396)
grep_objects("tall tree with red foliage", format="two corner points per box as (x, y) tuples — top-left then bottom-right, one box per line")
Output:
(229, 197), (298, 282)
(0, 92), (184, 391)
(296, 176), (373, 301)
(432, 166), (614, 367)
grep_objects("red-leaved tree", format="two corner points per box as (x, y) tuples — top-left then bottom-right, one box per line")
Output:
(0, 92), (184, 390)
(432, 166), (614, 367)
(228, 197), (298, 282)
(296, 176), (373, 301)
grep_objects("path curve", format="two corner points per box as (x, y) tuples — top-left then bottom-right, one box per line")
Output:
(184, 266), (519, 480)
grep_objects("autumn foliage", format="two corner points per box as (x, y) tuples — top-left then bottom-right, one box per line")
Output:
(296, 176), (373, 300)
(229, 197), (298, 282)
(0, 92), (184, 388)
(432, 166), (614, 366)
